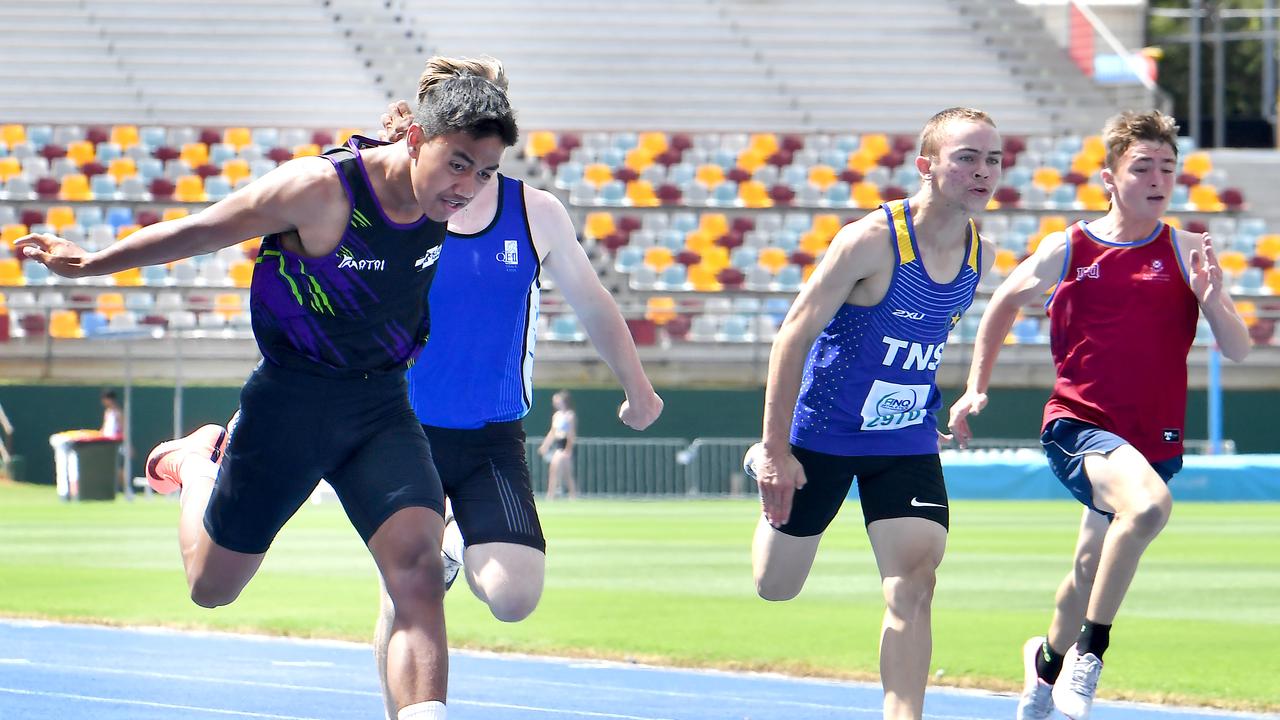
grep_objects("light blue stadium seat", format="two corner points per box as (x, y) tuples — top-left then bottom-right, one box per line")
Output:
(81, 311), (109, 337)
(74, 206), (104, 227)
(136, 157), (164, 181)
(824, 181), (851, 207)
(568, 182), (596, 206)
(629, 265), (658, 291)
(775, 264), (803, 292)
(821, 149), (849, 169)
(1235, 267), (1264, 294)
(139, 126), (166, 151)
(95, 142), (122, 164)
(209, 143), (237, 165)
(683, 182), (710, 206)
(1176, 136), (1196, 156)
(659, 263), (688, 290)
(713, 148), (737, 170)
(772, 230), (800, 252)
(781, 164), (808, 189)
(598, 180), (626, 205)
(205, 176), (232, 201)
(783, 212), (811, 234)
(719, 314), (752, 342)
(614, 245), (644, 274)
(105, 206), (133, 229)
(119, 176), (150, 201)
(600, 147), (625, 170)
(667, 163), (695, 188)
(670, 211), (698, 234)
(1051, 184), (1077, 207)
(688, 314), (718, 342)
(91, 174), (118, 200)
(26, 125), (53, 149)
(710, 181), (738, 207)
(23, 261), (51, 285)
(1171, 185), (1190, 210)
(554, 161), (583, 190)
(731, 246), (758, 270)
(835, 134), (860, 154)
(611, 132), (638, 152)
(125, 292), (155, 313)
(744, 265), (773, 291)
(251, 128), (280, 149)
(548, 314), (585, 342)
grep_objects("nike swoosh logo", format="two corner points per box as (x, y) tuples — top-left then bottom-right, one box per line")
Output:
(910, 497), (947, 508)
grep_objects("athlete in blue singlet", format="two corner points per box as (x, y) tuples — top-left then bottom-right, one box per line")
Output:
(16, 58), (519, 720)
(371, 82), (662, 720)
(743, 108), (1000, 720)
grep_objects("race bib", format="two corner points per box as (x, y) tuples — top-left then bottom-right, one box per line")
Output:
(860, 380), (932, 431)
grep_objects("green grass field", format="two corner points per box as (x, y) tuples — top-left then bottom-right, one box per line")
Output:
(0, 480), (1276, 711)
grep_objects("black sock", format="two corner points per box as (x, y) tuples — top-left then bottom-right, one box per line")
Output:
(1077, 621), (1112, 660)
(1035, 639), (1066, 684)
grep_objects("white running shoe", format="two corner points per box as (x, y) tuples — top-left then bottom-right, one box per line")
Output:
(1016, 636), (1056, 720)
(440, 503), (462, 591)
(1053, 644), (1103, 720)
(742, 442), (763, 481)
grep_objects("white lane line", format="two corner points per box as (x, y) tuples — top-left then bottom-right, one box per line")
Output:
(270, 661), (335, 668)
(0, 686), (325, 719)
(451, 699), (674, 720)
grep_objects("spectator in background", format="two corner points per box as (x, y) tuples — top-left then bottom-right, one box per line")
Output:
(539, 390), (577, 500)
(99, 390), (123, 440)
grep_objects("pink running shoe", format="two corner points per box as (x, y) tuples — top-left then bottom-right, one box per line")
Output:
(145, 424), (228, 494)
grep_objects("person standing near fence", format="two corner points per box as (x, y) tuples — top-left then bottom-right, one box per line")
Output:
(539, 390), (577, 500)
(373, 80), (662, 720)
(745, 107), (1000, 720)
(948, 110), (1250, 720)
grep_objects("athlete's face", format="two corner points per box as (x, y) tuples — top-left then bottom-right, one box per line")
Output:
(408, 128), (506, 222)
(1102, 140), (1177, 222)
(921, 121), (1002, 213)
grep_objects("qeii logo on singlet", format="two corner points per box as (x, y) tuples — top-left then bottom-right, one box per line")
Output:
(495, 239), (520, 268)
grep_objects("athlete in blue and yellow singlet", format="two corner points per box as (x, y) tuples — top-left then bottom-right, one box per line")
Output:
(746, 109), (1001, 720)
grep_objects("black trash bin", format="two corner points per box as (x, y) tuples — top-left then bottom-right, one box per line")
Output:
(66, 438), (121, 501)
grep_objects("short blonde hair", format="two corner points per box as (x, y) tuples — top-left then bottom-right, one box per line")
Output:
(1103, 110), (1179, 170)
(416, 55), (508, 104)
(918, 107), (996, 158)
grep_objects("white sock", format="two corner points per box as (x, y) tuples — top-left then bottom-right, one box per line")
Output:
(441, 518), (465, 563)
(398, 701), (446, 719)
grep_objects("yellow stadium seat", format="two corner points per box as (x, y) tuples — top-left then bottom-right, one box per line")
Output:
(174, 176), (207, 203)
(239, 236), (262, 258)
(1039, 215), (1068, 236)
(811, 214), (842, 239)
(799, 231), (828, 256)
(292, 144), (321, 159)
(688, 263), (722, 292)
(1265, 268), (1280, 294)
(1183, 151), (1212, 179)
(861, 134), (890, 160)
(626, 180), (659, 207)
(625, 148), (654, 174)
(847, 149), (878, 175)
(699, 213), (729, 237)
(700, 246), (729, 272)
(695, 164), (725, 188)
(736, 148), (767, 174)
(334, 128), (361, 147)
(45, 206), (76, 231)
(1235, 300), (1258, 327)
(525, 131), (557, 159)
(1032, 167), (1061, 191)
(758, 247), (789, 274)
(49, 310), (82, 339)
(223, 127), (252, 150)
(96, 292), (126, 319)
(110, 125), (140, 149)
(1076, 183), (1110, 211)
(643, 246), (674, 272)
(0, 157), (21, 181)
(583, 163), (613, 188)
(584, 212), (616, 240)
(66, 141), (95, 167)
(739, 180), (773, 208)
(222, 158), (251, 186)
(116, 224), (141, 241)
(685, 229), (716, 255)
(108, 157), (137, 183)
(1162, 216), (1182, 230)
(994, 249), (1019, 275)
(807, 165), (838, 190)
(749, 133), (779, 156)
(0, 258), (22, 286)
(1071, 152), (1102, 177)
(111, 267), (143, 287)
(162, 207), (190, 223)
(802, 263), (817, 283)
(644, 296), (677, 325)
(228, 261), (255, 288)
(179, 142), (209, 168)
(638, 132), (668, 157)
(57, 174), (93, 201)
(214, 293), (243, 320)
(852, 181), (882, 208)
(1, 125), (26, 147)
(1217, 251), (1248, 276)
(1, 224), (28, 244)
(1255, 234), (1280, 261)
(1081, 135), (1106, 162)
(1189, 185), (1224, 212)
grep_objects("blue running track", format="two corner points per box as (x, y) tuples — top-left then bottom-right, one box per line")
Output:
(0, 620), (1274, 719)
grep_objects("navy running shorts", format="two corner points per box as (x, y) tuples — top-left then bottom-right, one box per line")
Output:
(1041, 418), (1182, 517)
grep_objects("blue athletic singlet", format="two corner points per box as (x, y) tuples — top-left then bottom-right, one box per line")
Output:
(249, 136), (446, 375)
(790, 199), (981, 456)
(407, 175), (541, 428)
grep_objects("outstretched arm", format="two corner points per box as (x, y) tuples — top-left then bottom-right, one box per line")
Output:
(949, 232), (1067, 447)
(533, 189), (663, 430)
(15, 157), (344, 277)
(1180, 232), (1250, 362)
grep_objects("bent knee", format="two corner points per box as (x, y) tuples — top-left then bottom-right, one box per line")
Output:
(755, 572), (804, 602)
(189, 577), (243, 608)
(882, 569), (937, 611)
(487, 588), (542, 622)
